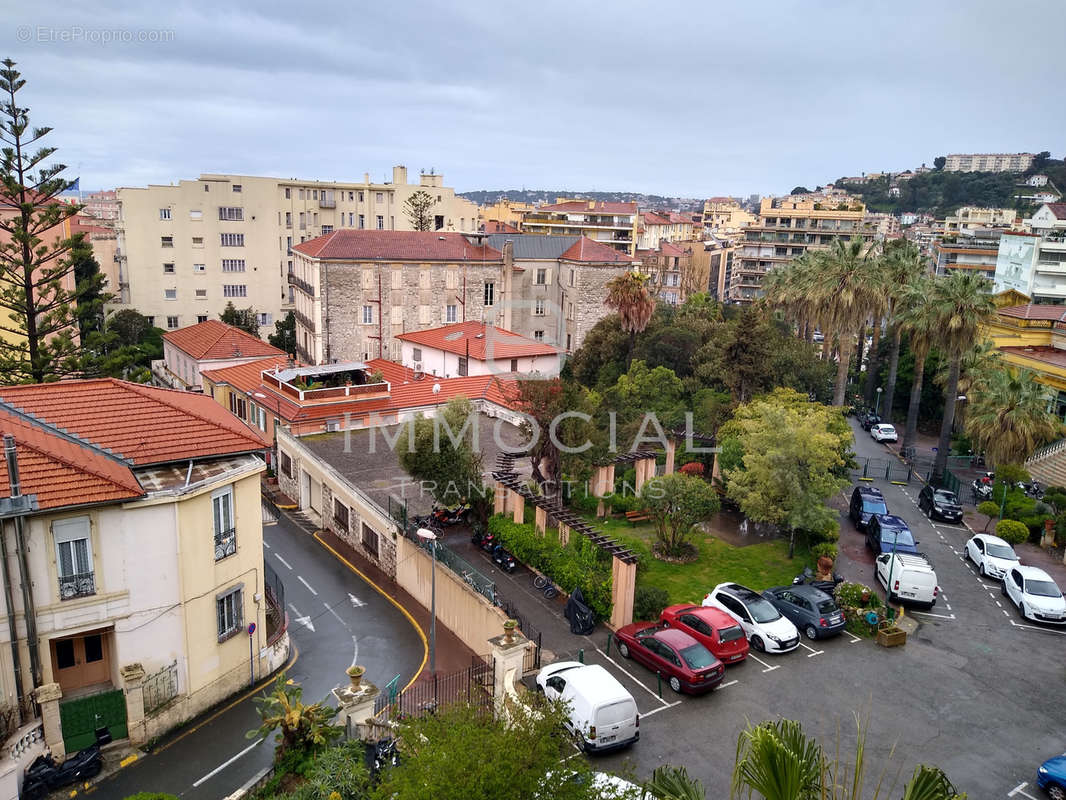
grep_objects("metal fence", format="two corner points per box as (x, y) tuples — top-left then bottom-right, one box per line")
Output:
(372, 655), (494, 725)
(850, 456), (912, 483)
(401, 526), (497, 605)
(143, 660), (179, 715)
(387, 495), (408, 530)
(495, 593), (542, 673)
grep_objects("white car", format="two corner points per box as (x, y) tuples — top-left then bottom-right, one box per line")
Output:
(702, 582), (799, 653)
(1002, 565), (1066, 625)
(965, 533), (1020, 580)
(870, 423), (897, 443)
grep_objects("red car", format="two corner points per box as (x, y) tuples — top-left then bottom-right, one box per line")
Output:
(614, 622), (725, 694)
(659, 604), (750, 665)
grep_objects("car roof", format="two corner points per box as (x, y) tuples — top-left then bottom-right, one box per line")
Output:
(783, 584), (834, 602)
(1017, 565), (1055, 581)
(668, 604), (739, 627)
(972, 533), (1012, 547)
(873, 514), (909, 529)
(887, 552), (933, 569)
(716, 582), (761, 601)
(874, 423), (895, 429)
(652, 628), (700, 648)
(855, 485), (884, 498)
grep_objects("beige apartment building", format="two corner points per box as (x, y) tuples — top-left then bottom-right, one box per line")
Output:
(111, 167), (479, 333)
(943, 153), (1035, 173)
(942, 206), (1018, 234)
(731, 195), (875, 303)
(479, 198), (534, 230)
(702, 197), (757, 236)
(521, 200), (639, 255)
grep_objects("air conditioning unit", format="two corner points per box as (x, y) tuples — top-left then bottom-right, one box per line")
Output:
(326, 420), (340, 432)
(413, 361), (423, 372)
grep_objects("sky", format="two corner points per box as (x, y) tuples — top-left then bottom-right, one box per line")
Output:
(6, 0), (1066, 198)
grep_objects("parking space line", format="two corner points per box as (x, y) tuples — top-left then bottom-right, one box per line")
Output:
(910, 610), (956, 620)
(797, 641), (823, 657)
(273, 552), (292, 570)
(845, 631), (861, 643)
(594, 647), (670, 705)
(1010, 620), (1066, 636)
(995, 600), (1002, 607)
(717, 679), (739, 690)
(641, 701), (682, 718)
(746, 653), (780, 673)
(1008, 781), (1038, 799)
(263, 541), (271, 549)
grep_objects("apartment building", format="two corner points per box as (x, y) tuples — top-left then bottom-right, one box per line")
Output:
(111, 167), (479, 333)
(730, 196), (874, 303)
(479, 199), (534, 230)
(288, 230), (636, 364)
(396, 321), (562, 378)
(994, 204), (1066, 302)
(636, 212), (695, 251)
(942, 153), (1036, 173)
(154, 319), (285, 390)
(933, 232), (1002, 280)
(942, 206), (1018, 234)
(702, 197), (757, 236)
(521, 200), (639, 255)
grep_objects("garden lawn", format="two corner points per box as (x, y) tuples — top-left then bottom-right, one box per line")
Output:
(594, 516), (812, 606)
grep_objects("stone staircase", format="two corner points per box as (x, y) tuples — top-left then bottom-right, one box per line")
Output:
(1025, 437), (1066, 487)
(287, 509), (322, 535)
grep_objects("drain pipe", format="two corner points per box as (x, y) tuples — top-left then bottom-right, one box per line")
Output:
(1, 437), (25, 717)
(5, 435), (41, 690)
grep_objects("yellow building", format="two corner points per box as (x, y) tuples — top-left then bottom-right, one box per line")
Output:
(521, 199), (639, 255)
(983, 291), (1066, 406)
(479, 198), (533, 229)
(702, 197), (757, 236)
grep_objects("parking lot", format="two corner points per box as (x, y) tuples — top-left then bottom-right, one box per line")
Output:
(467, 420), (1066, 796)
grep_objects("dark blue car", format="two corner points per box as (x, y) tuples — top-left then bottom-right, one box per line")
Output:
(865, 515), (920, 556)
(1037, 754), (1066, 798)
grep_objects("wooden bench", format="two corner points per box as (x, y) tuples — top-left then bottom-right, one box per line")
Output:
(625, 510), (651, 524)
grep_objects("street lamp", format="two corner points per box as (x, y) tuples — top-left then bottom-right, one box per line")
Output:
(432, 382), (441, 413)
(416, 527), (438, 674)
(874, 387), (883, 417)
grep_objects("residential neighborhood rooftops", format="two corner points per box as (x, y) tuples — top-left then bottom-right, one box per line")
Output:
(292, 230), (501, 261)
(396, 321), (560, 361)
(558, 237), (639, 263)
(536, 200), (638, 215)
(163, 319), (284, 361)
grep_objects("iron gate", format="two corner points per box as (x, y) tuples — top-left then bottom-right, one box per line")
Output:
(373, 656), (494, 723)
(59, 688), (127, 752)
(850, 456), (912, 483)
(495, 593), (542, 672)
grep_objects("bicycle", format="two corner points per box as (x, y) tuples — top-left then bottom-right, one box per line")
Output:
(532, 573), (558, 599)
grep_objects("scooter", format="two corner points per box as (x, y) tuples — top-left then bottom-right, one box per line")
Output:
(1018, 480), (1044, 500)
(971, 479), (993, 502)
(432, 503), (470, 526)
(371, 737), (400, 775)
(22, 727), (111, 800)
(471, 529), (497, 553)
(490, 544), (517, 573)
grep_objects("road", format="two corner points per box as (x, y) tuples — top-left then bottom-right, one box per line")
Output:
(94, 508), (425, 799)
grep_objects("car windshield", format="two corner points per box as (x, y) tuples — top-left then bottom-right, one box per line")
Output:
(679, 644), (716, 670)
(881, 528), (915, 546)
(718, 625), (745, 643)
(816, 599), (838, 614)
(1025, 579), (1063, 598)
(933, 491), (957, 504)
(863, 499), (888, 514)
(986, 543), (1017, 560)
(747, 598), (782, 623)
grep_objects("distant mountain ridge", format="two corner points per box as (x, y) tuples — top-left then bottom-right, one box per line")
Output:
(460, 188), (705, 211)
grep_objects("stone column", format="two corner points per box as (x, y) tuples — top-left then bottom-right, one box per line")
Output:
(120, 663), (147, 746)
(33, 683), (64, 760)
(510, 490), (525, 524)
(534, 506), (547, 535)
(665, 439), (677, 474)
(333, 671), (381, 741)
(489, 626), (528, 716)
(558, 522), (570, 546)
(634, 459), (648, 494)
(493, 483), (507, 515)
(609, 557), (637, 630)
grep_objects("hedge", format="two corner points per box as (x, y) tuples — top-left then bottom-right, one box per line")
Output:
(487, 514), (612, 619)
(995, 519), (1030, 545)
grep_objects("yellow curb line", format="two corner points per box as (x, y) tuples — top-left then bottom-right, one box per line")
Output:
(313, 531), (428, 694)
(118, 754), (138, 768)
(276, 503), (298, 510)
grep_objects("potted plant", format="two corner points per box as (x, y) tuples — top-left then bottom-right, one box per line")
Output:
(503, 619), (518, 644)
(346, 665), (365, 689)
(876, 621), (906, 647)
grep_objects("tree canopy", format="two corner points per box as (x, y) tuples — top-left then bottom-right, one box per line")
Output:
(640, 473), (720, 558)
(403, 189), (436, 231)
(219, 301), (259, 337)
(396, 396), (484, 507)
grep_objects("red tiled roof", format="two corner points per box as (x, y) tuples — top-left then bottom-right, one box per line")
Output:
(560, 238), (638, 263)
(998, 304), (1066, 322)
(164, 320), (283, 361)
(1045, 203), (1066, 219)
(0, 406), (144, 510)
(482, 220), (520, 234)
(396, 322), (560, 360)
(537, 200), (637, 215)
(0, 379), (268, 466)
(999, 346), (1066, 368)
(658, 241), (688, 257)
(293, 230), (502, 261)
(641, 212), (672, 226)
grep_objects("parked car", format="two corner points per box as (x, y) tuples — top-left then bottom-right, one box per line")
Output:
(866, 514), (920, 556)
(849, 485), (888, 530)
(964, 533), (1020, 580)
(535, 662), (639, 752)
(702, 583), (800, 654)
(859, 411), (881, 431)
(918, 485), (963, 523)
(659, 604), (750, 664)
(614, 623), (725, 694)
(870, 423), (898, 443)
(761, 584), (846, 640)
(1002, 565), (1066, 625)
(875, 552), (939, 606)
(1037, 753), (1066, 799)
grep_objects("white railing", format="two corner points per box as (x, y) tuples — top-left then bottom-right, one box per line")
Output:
(1026, 437), (1066, 465)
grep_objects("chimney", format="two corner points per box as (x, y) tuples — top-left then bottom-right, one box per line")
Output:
(588, 201), (595, 211)
(363, 172), (370, 184)
(503, 240), (514, 271)
(393, 165), (407, 186)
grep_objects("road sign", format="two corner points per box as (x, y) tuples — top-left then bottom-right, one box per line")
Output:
(247, 622), (256, 635)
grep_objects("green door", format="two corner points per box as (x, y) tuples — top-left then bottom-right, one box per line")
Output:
(59, 689), (128, 752)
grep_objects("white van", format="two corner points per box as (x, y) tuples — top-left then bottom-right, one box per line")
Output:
(535, 662), (639, 752)
(875, 552), (939, 606)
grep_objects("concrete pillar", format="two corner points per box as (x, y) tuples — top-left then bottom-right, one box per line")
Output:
(592, 466), (610, 498)
(493, 483), (507, 515)
(510, 490), (524, 525)
(634, 459), (648, 494)
(558, 522), (570, 545)
(332, 671), (381, 741)
(120, 663), (147, 746)
(33, 682), (64, 760)
(534, 506), (547, 535)
(489, 626), (528, 716)
(609, 557), (637, 630)
(665, 439), (677, 474)
(606, 464), (616, 493)
(711, 451), (721, 484)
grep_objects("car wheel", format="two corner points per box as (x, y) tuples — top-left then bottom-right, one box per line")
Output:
(1001, 582), (1008, 597)
(1048, 783), (1065, 800)
(979, 562), (986, 577)
(618, 642), (630, 658)
(669, 676), (682, 694)
(804, 624), (819, 641)
(750, 635), (765, 652)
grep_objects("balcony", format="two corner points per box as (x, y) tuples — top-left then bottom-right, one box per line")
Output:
(287, 272), (315, 297)
(58, 571), (95, 600)
(214, 527), (237, 561)
(294, 309), (316, 333)
(319, 195), (336, 209)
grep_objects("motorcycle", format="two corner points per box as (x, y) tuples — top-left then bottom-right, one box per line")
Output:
(793, 566), (843, 597)
(490, 544), (517, 573)
(471, 528), (497, 553)
(22, 727), (111, 800)
(371, 737), (400, 775)
(1018, 480), (1044, 500)
(971, 479), (994, 503)
(431, 503), (470, 526)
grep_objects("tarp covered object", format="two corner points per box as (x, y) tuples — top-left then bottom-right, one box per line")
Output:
(564, 587), (596, 635)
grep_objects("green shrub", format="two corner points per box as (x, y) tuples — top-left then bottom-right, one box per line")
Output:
(835, 581), (881, 609)
(976, 501), (999, 519)
(811, 542), (838, 563)
(996, 518), (1030, 545)
(633, 585), (669, 621)
(304, 741), (370, 800)
(566, 488), (601, 517)
(608, 493), (641, 514)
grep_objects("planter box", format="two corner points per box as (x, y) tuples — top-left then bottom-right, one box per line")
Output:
(876, 626), (907, 647)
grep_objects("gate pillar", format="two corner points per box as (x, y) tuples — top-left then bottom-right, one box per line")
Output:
(120, 663), (147, 746)
(33, 683), (64, 760)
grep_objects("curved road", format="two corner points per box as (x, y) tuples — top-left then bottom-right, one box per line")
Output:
(95, 509), (425, 799)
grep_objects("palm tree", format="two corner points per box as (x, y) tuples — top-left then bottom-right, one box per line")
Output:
(605, 270), (656, 366)
(896, 278), (939, 453)
(929, 272), (996, 480)
(731, 719), (823, 800)
(965, 367), (1060, 467)
(879, 242), (926, 425)
(643, 765), (706, 800)
(935, 339), (1001, 433)
(762, 253), (820, 345)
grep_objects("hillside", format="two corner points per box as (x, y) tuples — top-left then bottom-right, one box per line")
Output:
(459, 188), (704, 211)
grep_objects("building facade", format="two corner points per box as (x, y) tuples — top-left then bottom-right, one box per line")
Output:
(155, 319), (285, 390)
(993, 204), (1066, 302)
(942, 153), (1036, 173)
(942, 206), (1018, 234)
(521, 200), (639, 255)
(111, 167), (479, 333)
(396, 321), (561, 378)
(479, 199), (534, 230)
(932, 234), (1001, 280)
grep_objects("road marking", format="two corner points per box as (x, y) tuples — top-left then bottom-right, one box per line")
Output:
(1009, 781), (1038, 799)
(595, 646), (670, 705)
(910, 610), (956, 620)
(717, 679), (739, 689)
(995, 601), (1002, 608)
(192, 738), (262, 787)
(1010, 620), (1066, 636)
(273, 552), (292, 570)
(323, 602), (347, 628)
(288, 603), (316, 633)
(797, 641), (824, 657)
(297, 575), (318, 596)
(845, 631), (862, 643)
(350, 635), (359, 668)
(349, 592), (366, 608)
(263, 541), (271, 548)
(746, 652), (780, 673)
(640, 700), (682, 717)
(263, 520), (277, 527)
(944, 603), (952, 610)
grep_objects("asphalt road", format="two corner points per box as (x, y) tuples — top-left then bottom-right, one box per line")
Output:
(574, 421), (1066, 797)
(93, 508), (425, 800)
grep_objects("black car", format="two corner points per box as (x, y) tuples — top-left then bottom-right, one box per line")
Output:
(859, 411), (882, 431)
(849, 486), (888, 530)
(866, 514), (920, 556)
(762, 585), (846, 641)
(918, 485), (963, 523)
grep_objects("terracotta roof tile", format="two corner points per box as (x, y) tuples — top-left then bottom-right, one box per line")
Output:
(293, 230), (501, 261)
(396, 322), (559, 360)
(1045, 203), (1066, 219)
(998, 304), (1066, 322)
(163, 320), (283, 361)
(560, 238), (639, 263)
(482, 220), (520, 234)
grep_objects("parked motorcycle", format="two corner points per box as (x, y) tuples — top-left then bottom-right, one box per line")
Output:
(1018, 480), (1044, 500)
(490, 544), (517, 573)
(792, 567), (843, 597)
(971, 479), (994, 503)
(22, 727), (111, 800)
(371, 737), (400, 775)
(432, 503), (470, 526)
(471, 528), (497, 553)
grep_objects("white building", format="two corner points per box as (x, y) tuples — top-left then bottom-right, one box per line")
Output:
(156, 319), (285, 390)
(396, 321), (561, 378)
(994, 204), (1066, 301)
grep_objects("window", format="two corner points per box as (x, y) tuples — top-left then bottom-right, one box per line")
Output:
(361, 522), (379, 558)
(192, 236), (204, 248)
(321, 225), (333, 234)
(163, 262), (175, 274)
(216, 585), (243, 641)
(190, 210), (203, 221)
(166, 316), (179, 329)
(484, 282), (495, 306)
(434, 215), (445, 230)
(376, 215), (384, 230)
(159, 208), (171, 220)
(195, 289), (207, 298)
(446, 304), (457, 323)
(193, 263), (206, 272)
(286, 236), (293, 254)
(533, 330), (544, 341)
(348, 212), (353, 226)
(566, 333), (572, 350)
(204, 184), (209, 192)
(362, 305), (373, 324)
(334, 499), (349, 531)
(258, 312), (273, 326)
(164, 289), (177, 300)
(358, 214), (365, 229)
(299, 189), (305, 199)
(567, 303), (574, 320)
(412, 347), (422, 362)
(375, 192), (384, 203)
(569, 269), (575, 287)
(220, 233), (244, 247)
(535, 267), (547, 285)
(54, 516), (94, 600)
(161, 236), (174, 248)
(222, 259), (246, 272)
(534, 298), (545, 316)
(285, 211), (292, 228)
(213, 486), (236, 561)
(313, 189), (318, 200)
(284, 187), (291, 199)
(145, 316), (155, 327)
(458, 356), (468, 376)
(280, 451), (292, 479)
(510, 358), (518, 372)
(223, 284), (248, 298)
(218, 206), (244, 221)
(232, 184), (242, 193)
(299, 212), (306, 230)
(197, 314), (208, 323)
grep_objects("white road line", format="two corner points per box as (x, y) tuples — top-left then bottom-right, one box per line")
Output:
(746, 652), (780, 673)
(273, 552), (292, 570)
(995, 601), (1002, 608)
(192, 738), (262, 787)
(797, 641), (823, 657)
(263, 541), (271, 549)
(944, 603), (952, 611)
(595, 647), (670, 705)
(717, 679), (739, 689)
(1008, 781), (1038, 799)
(910, 610), (956, 620)
(323, 602), (347, 627)
(1002, 610), (1010, 617)
(845, 631), (862, 643)
(297, 575), (318, 596)
(639, 701), (682, 718)
(1010, 620), (1066, 636)
(263, 520), (277, 527)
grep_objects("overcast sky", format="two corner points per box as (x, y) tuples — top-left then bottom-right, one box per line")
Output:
(6, 1), (1065, 197)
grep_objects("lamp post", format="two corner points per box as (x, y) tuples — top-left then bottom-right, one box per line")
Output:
(432, 382), (441, 414)
(874, 387), (883, 417)
(884, 527), (901, 621)
(417, 527), (437, 674)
